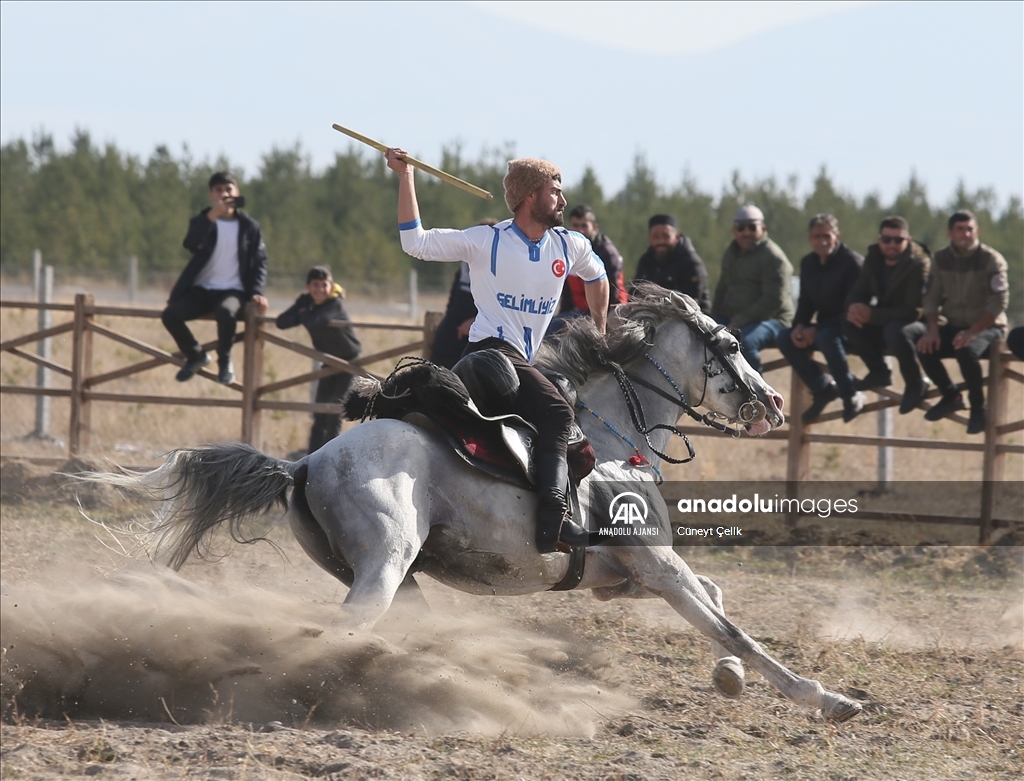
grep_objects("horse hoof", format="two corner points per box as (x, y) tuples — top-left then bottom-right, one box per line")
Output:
(713, 657), (745, 699)
(823, 694), (863, 723)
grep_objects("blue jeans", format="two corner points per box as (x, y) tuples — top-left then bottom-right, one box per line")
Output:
(717, 317), (785, 374)
(777, 325), (855, 399)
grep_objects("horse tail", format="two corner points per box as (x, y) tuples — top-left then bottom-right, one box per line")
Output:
(83, 442), (299, 570)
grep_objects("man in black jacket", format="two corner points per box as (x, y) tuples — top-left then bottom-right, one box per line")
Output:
(161, 171), (269, 384)
(843, 216), (931, 414)
(777, 214), (865, 423)
(633, 214), (711, 313)
(276, 266), (362, 453)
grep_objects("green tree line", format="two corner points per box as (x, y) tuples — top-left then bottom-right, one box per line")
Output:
(2, 130), (1021, 322)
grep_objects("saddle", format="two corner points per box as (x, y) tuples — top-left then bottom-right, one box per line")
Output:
(342, 356), (596, 490)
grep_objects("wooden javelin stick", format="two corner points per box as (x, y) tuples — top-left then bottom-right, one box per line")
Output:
(332, 123), (493, 201)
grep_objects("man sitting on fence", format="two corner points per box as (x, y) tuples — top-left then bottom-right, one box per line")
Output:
(906, 210), (1009, 435)
(276, 266), (362, 454)
(843, 215), (931, 414)
(161, 171), (269, 384)
(633, 213), (711, 314)
(711, 205), (794, 374)
(776, 214), (865, 423)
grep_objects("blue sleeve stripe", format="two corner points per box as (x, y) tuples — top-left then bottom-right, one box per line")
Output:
(490, 226), (500, 276)
(584, 272), (608, 284)
(398, 218), (422, 231)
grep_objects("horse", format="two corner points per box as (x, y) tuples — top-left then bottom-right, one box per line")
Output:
(93, 284), (862, 723)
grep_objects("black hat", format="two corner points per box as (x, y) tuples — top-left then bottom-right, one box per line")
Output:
(648, 214), (677, 229)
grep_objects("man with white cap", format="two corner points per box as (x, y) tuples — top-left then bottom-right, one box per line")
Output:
(385, 147), (610, 553)
(711, 205), (794, 373)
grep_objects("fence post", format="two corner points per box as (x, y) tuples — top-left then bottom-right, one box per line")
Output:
(409, 269), (418, 322)
(241, 302), (264, 446)
(422, 311), (444, 360)
(69, 293), (94, 456)
(979, 340), (1008, 542)
(785, 365), (809, 523)
(876, 356), (894, 490)
(33, 261), (54, 439)
(128, 255), (138, 304)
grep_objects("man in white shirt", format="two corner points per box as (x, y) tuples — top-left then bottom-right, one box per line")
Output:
(386, 149), (609, 553)
(161, 172), (269, 383)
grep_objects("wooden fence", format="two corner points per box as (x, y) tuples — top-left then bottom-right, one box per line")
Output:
(1, 294), (1020, 541)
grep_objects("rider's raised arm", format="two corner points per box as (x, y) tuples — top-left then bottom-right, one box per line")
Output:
(386, 146), (482, 263)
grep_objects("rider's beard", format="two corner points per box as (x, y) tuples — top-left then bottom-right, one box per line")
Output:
(531, 201), (564, 229)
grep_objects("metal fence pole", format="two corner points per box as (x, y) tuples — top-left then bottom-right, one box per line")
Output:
(409, 269), (418, 322)
(876, 356), (894, 490)
(128, 255), (138, 304)
(33, 253), (54, 438)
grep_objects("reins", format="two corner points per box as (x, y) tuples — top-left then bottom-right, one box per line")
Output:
(579, 318), (767, 471)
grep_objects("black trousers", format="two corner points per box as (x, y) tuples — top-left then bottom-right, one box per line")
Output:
(430, 314), (470, 370)
(902, 322), (1003, 409)
(843, 320), (922, 384)
(161, 287), (245, 359)
(464, 338), (574, 458)
(308, 369), (355, 454)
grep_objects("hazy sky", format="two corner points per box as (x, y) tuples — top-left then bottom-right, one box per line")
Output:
(1, 1), (1021, 206)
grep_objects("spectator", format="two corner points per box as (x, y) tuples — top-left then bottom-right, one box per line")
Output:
(843, 216), (931, 414)
(1007, 326), (1024, 361)
(430, 261), (478, 369)
(162, 172), (269, 384)
(777, 214), (865, 422)
(906, 210), (1009, 434)
(546, 205), (626, 336)
(275, 266), (362, 454)
(711, 205), (794, 373)
(634, 214), (710, 313)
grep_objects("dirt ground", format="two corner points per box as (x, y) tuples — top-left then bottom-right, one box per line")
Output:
(1, 462), (1022, 781)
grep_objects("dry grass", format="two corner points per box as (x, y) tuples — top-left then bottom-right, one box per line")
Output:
(0, 494), (1021, 781)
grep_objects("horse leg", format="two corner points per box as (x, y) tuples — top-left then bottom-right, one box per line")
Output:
(696, 574), (745, 699)
(291, 460), (428, 626)
(615, 547), (861, 722)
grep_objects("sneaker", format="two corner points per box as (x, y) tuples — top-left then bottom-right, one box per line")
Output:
(843, 391), (866, 423)
(854, 371), (892, 391)
(801, 383), (839, 423)
(898, 378), (931, 414)
(924, 393), (966, 421)
(217, 358), (235, 384)
(175, 349), (210, 382)
(966, 407), (986, 435)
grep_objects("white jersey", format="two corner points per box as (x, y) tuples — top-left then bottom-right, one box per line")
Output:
(401, 218), (606, 362)
(194, 219), (243, 291)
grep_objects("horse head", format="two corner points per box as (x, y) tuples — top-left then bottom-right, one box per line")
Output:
(612, 284), (785, 437)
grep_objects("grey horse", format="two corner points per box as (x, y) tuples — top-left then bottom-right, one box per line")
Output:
(97, 285), (861, 723)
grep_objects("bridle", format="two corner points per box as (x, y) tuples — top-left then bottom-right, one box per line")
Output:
(588, 318), (767, 466)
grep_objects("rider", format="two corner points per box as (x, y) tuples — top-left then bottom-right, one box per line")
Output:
(385, 149), (610, 554)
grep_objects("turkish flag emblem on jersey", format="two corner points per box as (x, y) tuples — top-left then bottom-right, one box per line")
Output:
(551, 258), (566, 278)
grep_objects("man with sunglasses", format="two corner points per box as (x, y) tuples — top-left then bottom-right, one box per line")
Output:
(904, 210), (1008, 434)
(711, 205), (794, 374)
(843, 216), (931, 414)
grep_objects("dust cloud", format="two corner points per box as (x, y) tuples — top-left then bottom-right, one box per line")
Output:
(1, 568), (633, 735)
(819, 582), (1024, 651)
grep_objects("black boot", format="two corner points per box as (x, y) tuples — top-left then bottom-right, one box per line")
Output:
(534, 453), (590, 554)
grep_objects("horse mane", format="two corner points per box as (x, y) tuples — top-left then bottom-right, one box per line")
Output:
(535, 281), (702, 388)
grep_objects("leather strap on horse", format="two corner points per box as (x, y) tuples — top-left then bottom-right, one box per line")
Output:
(550, 543), (586, 591)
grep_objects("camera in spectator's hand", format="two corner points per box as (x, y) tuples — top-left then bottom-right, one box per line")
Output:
(232, 195), (246, 209)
